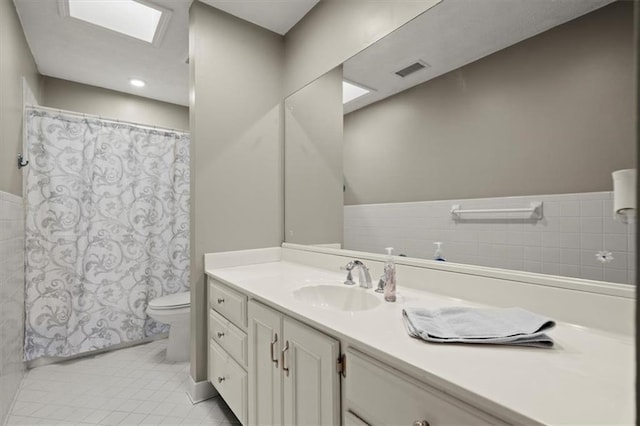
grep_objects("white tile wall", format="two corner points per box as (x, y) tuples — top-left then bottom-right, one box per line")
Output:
(344, 192), (636, 285)
(0, 191), (25, 423)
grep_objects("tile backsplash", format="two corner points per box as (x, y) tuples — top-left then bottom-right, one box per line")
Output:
(0, 191), (25, 422)
(344, 192), (635, 285)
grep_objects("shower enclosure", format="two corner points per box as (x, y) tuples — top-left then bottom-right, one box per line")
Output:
(23, 106), (190, 361)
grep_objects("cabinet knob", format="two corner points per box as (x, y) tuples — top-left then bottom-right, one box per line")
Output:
(217, 377), (225, 383)
(412, 422), (430, 426)
(217, 332), (225, 338)
(217, 298), (225, 304)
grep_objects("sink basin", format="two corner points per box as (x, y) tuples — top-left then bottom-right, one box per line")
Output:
(293, 285), (381, 312)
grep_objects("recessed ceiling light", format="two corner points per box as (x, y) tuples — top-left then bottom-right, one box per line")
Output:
(343, 80), (371, 104)
(61, 0), (170, 44)
(130, 79), (146, 87)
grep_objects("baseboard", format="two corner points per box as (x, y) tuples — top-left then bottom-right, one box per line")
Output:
(26, 333), (169, 369)
(187, 377), (218, 404)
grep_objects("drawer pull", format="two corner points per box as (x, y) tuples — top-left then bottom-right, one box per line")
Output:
(412, 422), (430, 426)
(217, 298), (225, 304)
(282, 340), (290, 377)
(270, 333), (279, 368)
(217, 376), (225, 383)
(217, 332), (225, 338)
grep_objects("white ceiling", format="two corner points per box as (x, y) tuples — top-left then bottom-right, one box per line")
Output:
(199, 0), (318, 35)
(13, 0), (615, 110)
(12, 0), (318, 107)
(343, 0), (615, 114)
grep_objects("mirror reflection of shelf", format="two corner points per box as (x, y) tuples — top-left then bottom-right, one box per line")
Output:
(450, 202), (543, 220)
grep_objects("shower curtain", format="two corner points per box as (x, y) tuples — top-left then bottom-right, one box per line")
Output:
(23, 107), (190, 361)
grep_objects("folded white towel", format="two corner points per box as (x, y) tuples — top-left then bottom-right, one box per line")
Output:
(402, 306), (555, 348)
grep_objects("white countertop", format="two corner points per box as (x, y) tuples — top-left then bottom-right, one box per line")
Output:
(206, 260), (634, 425)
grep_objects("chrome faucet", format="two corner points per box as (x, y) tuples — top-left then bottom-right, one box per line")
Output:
(342, 260), (372, 289)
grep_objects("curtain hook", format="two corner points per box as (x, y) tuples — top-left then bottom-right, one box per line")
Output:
(17, 153), (29, 169)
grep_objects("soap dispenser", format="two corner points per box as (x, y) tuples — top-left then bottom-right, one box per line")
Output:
(434, 242), (446, 261)
(383, 247), (396, 302)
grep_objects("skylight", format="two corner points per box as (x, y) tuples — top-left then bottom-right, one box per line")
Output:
(66, 0), (165, 43)
(343, 80), (370, 104)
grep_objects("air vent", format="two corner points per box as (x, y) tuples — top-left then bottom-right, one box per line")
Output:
(394, 61), (429, 78)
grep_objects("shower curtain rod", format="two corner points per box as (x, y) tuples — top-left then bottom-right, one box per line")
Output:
(25, 105), (189, 135)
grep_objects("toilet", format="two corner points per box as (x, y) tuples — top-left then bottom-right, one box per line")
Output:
(146, 291), (190, 362)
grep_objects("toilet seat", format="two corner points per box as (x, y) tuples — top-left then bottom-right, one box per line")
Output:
(149, 291), (190, 310)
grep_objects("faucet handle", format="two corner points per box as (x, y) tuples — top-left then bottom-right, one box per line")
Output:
(375, 274), (386, 293)
(341, 261), (355, 271)
(344, 270), (355, 286)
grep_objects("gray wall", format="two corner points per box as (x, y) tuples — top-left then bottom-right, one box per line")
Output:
(189, 2), (284, 381)
(0, 1), (38, 422)
(344, 1), (635, 205)
(284, 0), (440, 96)
(42, 77), (189, 131)
(285, 66), (343, 245)
(0, 0), (41, 196)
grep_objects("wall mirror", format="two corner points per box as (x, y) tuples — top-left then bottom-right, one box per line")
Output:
(284, 0), (636, 285)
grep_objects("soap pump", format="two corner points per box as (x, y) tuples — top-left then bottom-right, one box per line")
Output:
(383, 247), (396, 302)
(433, 242), (446, 261)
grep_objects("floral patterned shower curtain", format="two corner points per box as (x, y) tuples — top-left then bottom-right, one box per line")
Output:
(23, 107), (190, 361)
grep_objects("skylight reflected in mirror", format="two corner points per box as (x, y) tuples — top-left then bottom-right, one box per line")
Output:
(343, 80), (370, 104)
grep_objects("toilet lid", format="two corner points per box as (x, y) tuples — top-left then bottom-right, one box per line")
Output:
(149, 291), (190, 310)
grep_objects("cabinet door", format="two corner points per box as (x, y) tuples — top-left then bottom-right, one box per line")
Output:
(345, 348), (505, 426)
(248, 301), (282, 426)
(282, 317), (340, 426)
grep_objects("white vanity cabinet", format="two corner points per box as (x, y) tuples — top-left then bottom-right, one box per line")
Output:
(344, 349), (506, 426)
(205, 250), (634, 426)
(208, 277), (510, 426)
(248, 300), (341, 426)
(208, 276), (510, 426)
(208, 278), (249, 425)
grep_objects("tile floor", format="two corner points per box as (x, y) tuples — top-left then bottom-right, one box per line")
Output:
(4, 339), (239, 425)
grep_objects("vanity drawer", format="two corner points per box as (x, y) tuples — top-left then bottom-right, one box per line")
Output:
(209, 309), (248, 368)
(209, 339), (247, 425)
(345, 349), (505, 426)
(209, 278), (247, 329)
